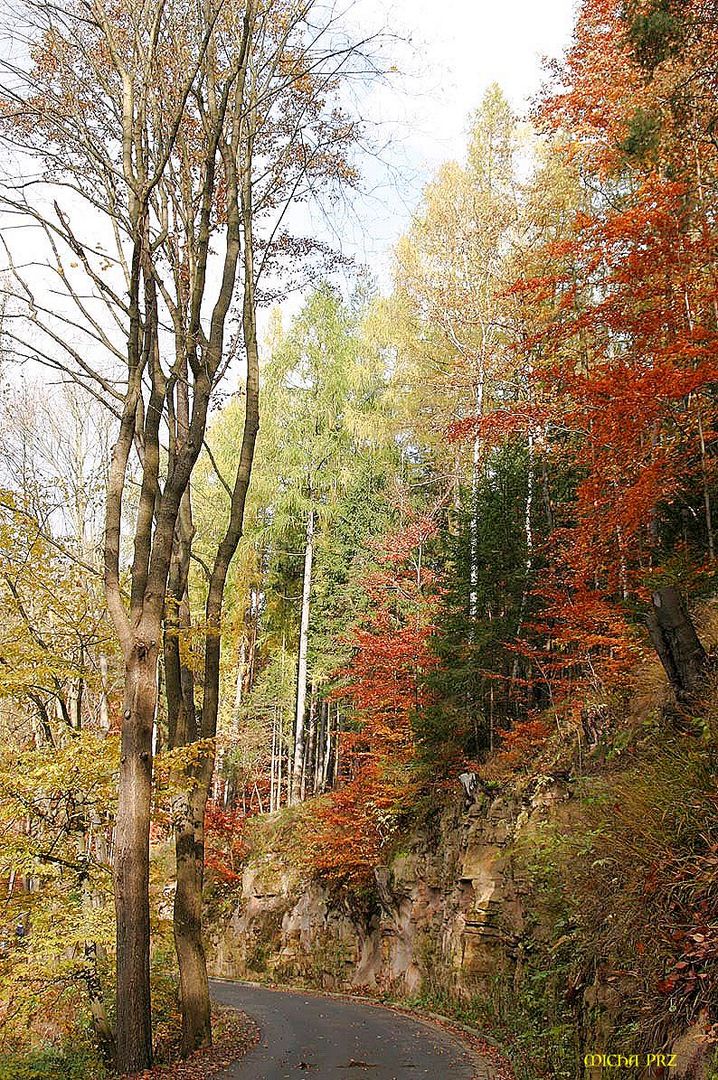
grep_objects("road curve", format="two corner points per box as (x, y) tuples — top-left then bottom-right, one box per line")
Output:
(210, 979), (479, 1079)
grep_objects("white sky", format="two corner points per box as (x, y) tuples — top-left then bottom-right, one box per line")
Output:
(309, 0), (578, 289)
(2, 0), (580, 397)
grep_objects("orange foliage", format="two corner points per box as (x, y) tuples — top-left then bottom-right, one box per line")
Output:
(204, 802), (248, 883)
(457, 0), (718, 707)
(308, 517), (440, 886)
(492, 718), (552, 771)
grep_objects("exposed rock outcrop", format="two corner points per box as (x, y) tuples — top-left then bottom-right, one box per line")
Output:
(208, 771), (717, 1077)
(208, 778), (569, 995)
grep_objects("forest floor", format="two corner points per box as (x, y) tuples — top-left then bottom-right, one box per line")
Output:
(121, 1006), (259, 1080)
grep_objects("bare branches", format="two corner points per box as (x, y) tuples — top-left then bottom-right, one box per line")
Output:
(202, 438), (233, 499)
(0, 0), (389, 1063)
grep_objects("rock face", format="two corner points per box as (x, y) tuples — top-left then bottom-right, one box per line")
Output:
(208, 779), (568, 996)
(208, 777), (714, 1077)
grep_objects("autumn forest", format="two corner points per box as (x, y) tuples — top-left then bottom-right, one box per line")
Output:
(1, 0), (718, 1077)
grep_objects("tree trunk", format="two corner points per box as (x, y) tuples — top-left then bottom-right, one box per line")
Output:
(697, 404), (715, 562)
(99, 654), (110, 731)
(171, 108), (262, 1055)
(321, 701), (332, 789)
(165, 597), (213, 1058)
(291, 508), (314, 805)
(173, 763), (213, 1057)
(84, 941), (117, 1070)
(469, 434), (481, 626)
(275, 717), (280, 812)
(315, 699), (326, 792)
(511, 428), (535, 686)
(302, 680), (317, 800)
(647, 586), (707, 701)
(270, 706), (278, 812)
(332, 703), (341, 786)
(114, 638), (157, 1073)
(81, 788), (116, 1069)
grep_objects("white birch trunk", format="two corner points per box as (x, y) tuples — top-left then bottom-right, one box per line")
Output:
(290, 508), (314, 805)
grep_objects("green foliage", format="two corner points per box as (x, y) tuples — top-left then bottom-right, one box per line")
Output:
(0, 1044), (104, 1080)
(620, 107), (663, 159)
(196, 284), (406, 804)
(408, 973), (576, 1080)
(626, 0), (688, 69)
(227, 646), (296, 791)
(515, 734), (718, 1059)
(421, 441), (540, 762)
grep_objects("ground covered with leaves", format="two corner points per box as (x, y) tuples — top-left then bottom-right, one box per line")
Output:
(122, 1007), (259, 1080)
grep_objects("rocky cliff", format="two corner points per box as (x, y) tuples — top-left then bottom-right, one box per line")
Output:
(208, 759), (714, 1079)
(209, 782), (545, 994)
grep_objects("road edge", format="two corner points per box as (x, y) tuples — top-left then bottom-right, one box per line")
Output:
(209, 976), (514, 1080)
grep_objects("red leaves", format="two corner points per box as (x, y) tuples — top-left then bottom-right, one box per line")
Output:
(499, 719), (551, 751)
(204, 803), (247, 883)
(657, 920), (718, 999)
(308, 519), (440, 885)
(490, 718), (552, 772)
(450, 0), (718, 705)
(447, 404), (557, 446)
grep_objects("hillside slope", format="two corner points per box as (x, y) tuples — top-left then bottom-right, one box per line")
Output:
(207, 620), (718, 1080)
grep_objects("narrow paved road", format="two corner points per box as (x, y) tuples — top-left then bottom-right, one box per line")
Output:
(210, 980), (480, 1079)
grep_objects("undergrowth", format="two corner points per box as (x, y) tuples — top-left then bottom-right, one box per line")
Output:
(514, 731), (718, 1068)
(0, 1044), (104, 1080)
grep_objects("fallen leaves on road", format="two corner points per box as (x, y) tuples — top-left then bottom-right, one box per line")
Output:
(259, 980), (515, 1080)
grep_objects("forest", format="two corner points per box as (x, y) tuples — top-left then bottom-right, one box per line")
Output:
(1, 0), (718, 1077)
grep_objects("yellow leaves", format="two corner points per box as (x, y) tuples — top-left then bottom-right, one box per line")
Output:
(153, 737), (216, 789)
(0, 490), (116, 719)
(164, 614), (214, 674)
(0, 732), (118, 927)
(0, 725), (116, 1044)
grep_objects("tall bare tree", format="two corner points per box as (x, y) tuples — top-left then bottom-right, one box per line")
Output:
(0, 0), (375, 1069)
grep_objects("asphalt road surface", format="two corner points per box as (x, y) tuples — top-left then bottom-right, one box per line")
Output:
(210, 980), (479, 1079)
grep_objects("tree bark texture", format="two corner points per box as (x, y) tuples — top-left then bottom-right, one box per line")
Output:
(647, 586), (707, 701)
(114, 639), (158, 1073)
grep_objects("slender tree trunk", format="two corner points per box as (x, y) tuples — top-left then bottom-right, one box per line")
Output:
(114, 638), (158, 1074)
(84, 940), (117, 1069)
(270, 706), (277, 812)
(697, 405), (715, 562)
(332, 703), (340, 786)
(99, 654), (110, 731)
(321, 701), (332, 789)
(166, 586), (213, 1059)
(315, 699), (325, 792)
(171, 97), (261, 1053)
(234, 637), (247, 711)
(291, 508), (314, 805)
(302, 680), (317, 800)
(80, 790), (116, 1069)
(511, 429), (535, 685)
(173, 761), (213, 1056)
(469, 434), (481, 626)
(277, 718), (283, 810)
(163, 345), (213, 1059)
(540, 454), (554, 531)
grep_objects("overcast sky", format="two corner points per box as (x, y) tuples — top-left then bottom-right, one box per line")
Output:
(310, 0), (578, 289)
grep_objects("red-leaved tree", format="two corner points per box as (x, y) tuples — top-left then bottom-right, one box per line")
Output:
(308, 516), (440, 886)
